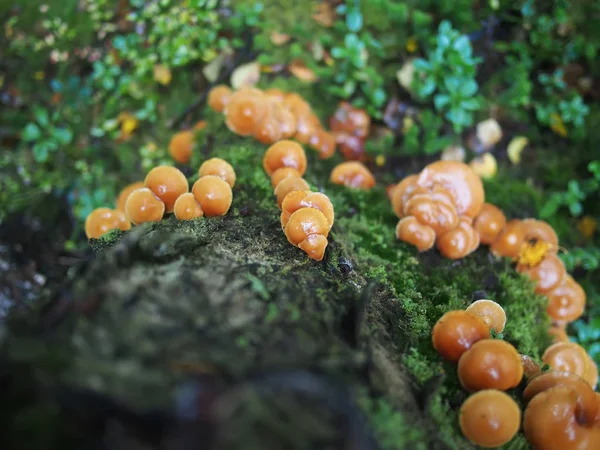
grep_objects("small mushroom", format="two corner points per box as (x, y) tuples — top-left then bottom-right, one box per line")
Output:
(457, 339), (523, 391)
(168, 130), (195, 164)
(330, 161), (375, 189)
(391, 174), (419, 218)
(473, 203), (507, 245)
(254, 108), (283, 144)
(465, 299), (506, 333)
(548, 326), (570, 343)
(225, 89), (267, 136)
(516, 253), (567, 295)
(124, 187), (166, 225)
(543, 342), (590, 380)
(436, 216), (480, 259)
(116, 181), (145, 213)
(173, 193), (204, 221)
(270, 167), (301, 188)
(191, 175), (233, 217)
(490, 219), (526, 258)
(546, 274), (586, 323)
(402, 189), (459, 236)
(395, 217), (436, 252)
(263, 140), (307, 177)
(280, 190), (334, 230)
(207, 85), (232, 113)
(329, 101), (370, 139)
(198, 158), (236, 188)
(309, 129), (337, 159)
(431, 310), (490, 362)
(85, 207), (131, 239)
(294, 113), (322, 144)
(274, 176), (310, 209)
(284, 208), (330, 261)
(144, 166), (189, 213)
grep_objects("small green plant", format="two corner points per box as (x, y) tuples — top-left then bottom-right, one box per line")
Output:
(401, 110), (454, 156)
(412, 20), (482, 133)
(541, 161), (599, 218)
(22, 107), (74, 163)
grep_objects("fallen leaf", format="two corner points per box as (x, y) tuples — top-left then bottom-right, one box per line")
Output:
(311, 40), (324, 61)
(270, 31), (291, 46)
(289, 60), (318, 82)
(577, 216), (597, 238)
(550, 113), (568, 137)
(469, 153), (497, 179)
(375, 154), (386, 167)
(476, 118), (503, 149)
(313, 3), (334, 27)
(203, 52), (226, 83)
(117, 112), (138, 140)
(396, 59), (415, 93)
(441, 145), (466, 162)
(507, 136), (528, 164)
(406, 37), (418, 53)
(231, 61), (260, 89)
(153, 64), (172, 86)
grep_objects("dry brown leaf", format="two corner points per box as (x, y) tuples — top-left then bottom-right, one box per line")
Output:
(289, 60), (318, 82)
(270, 31), (291, 46)
(153, 64), (172, 86)
(230, 61), (261, 89)
(313, 3), (335, 27)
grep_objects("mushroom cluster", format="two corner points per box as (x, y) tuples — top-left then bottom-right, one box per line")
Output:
(208, 85), (337, 159)
(85, 160), (235, 239)
(391, 161), (485, 258)
(262, 140), (334, 261)
(168, 120), (207, 164)
(329, 101), (371, 161)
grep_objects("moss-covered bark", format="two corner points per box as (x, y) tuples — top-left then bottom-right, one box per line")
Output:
(0, 109), (550, 450)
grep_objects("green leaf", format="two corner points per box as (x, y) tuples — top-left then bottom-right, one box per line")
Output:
(22, 123), (42, 142)
(34, 107), (50, 127)
(434, 94), (450, 110)
(33, 142), (50, 162)
(453, 35), (471, 58)
(461, 98), (480, 111)
(459, 79), (478, 97)
(331, 47), (346, 58)
(53, 128), (73, 145)
(346, 8), (363, 32)
(344, 33), (360, 50)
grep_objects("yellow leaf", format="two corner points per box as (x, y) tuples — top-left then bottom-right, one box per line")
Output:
(231, 61), (260, 89)
(469, 153), (497, 179)
(507, 136), (528, 165)
(406, 37), (418, 53)
(440, 145), (466, 162)
(518, 240), (551, 267)
(396, 59), (415, 93)
(270, 31), (291, 46)
(153, 64), (172, 86)
(288, 60), (318, 82)
(375, 155), (386, 167)
(117, 112), (138, 140)
(34, 71), (45, 80)
(578, 216), (597, 238)
(312, 3), (334, 27)
(550, 113), (568, 137)
(402, 117), (414, 134)
(476, 118), (503, 149)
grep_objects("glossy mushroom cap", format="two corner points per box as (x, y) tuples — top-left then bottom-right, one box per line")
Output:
(173, 193), (204, 221)
(294, 113), (322, 144)
(517, 253), (566, 294)
(284, 208), (329, 261)
(85, 208), (131, 239)
(144, 166), (189, 213)
(436, 216), (480, 259)
(395, 217), (436, 252)
(473, 203), (507, 245)
(280, 190), (334, 230)
(225, 89), (267, 136)
(459, 390), (521, 448)
(116, 181), (145, 212)
(254, 108), (283, 144)
(458, 339), (523, 391)
(490, 219), (526, 258)
(191, 175), (233, 217)
(416, 161), (484, 218)
(584, 358), (598, 390)
(274, 176), (310, 209)
(549, 325), (570, 343)
(521, 355), (542, 379)
(207, 85), (232, 113)
(168, 130), (195, 164)
(336, 133), (366, 161)
(270, 167), (301, 188)
(547, 274), (586, 323)
(275, 103), (297, 139)
(543, 342), (590, 380)
(466, 299), (507, 333)
(522, 219), (559, 249)
(330, 161), (375, 189)
(298, 234), (329, 261)
(263, 140), (307, 177)
(309, 130), (337, 159)
(198, 158), (236, 188)
(329, 101), (370, 139)
(401, 187), (459, 236)
(431, 310), (490, 362)
(125, 188), (166, 225)
(391, 174), (419, 218)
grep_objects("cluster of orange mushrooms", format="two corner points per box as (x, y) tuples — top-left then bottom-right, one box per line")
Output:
(262, 140), (334, 261)
(433, 301), (599, 448)
(85, 159), (235, 239)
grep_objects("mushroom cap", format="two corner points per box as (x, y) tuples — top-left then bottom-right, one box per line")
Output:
(336, 133), (366, 161)
(207, 85), (232, 113)
(144, 166), (189, 213)
(198, 158), (236, 188)
(173, 193), (204, 221)
(547, 274), (586, 323)
(543, 342), (590, 380)
(264, 88), (286, 103)
(522, 219), (559, 249)
(330, 161), (375, 189)
(273, 102), (297, 139)
(284, 208), (330, 247)
(124, 187), (166, 225)
(517, 253), (566, 295)
(584, 357), (598, 391)
(402, 190), (459, 236)
(254, 107), (283, 144)
(436, 216), (480, 259)
(168, 130), (195, 164)
(549, 325), (570, 343)
(274, 177), (310, 209)
(490, 219), (526, 258)
(280, 190), (334, 230)
(116, 181), (145, 213)
(294, 113), (322, 144)
(457, 339), (523, 391)
(271, 167), (302, 188)
(309, 130), (337, 159)
(283, 93), (312, 117)
(191, 175), (233, 217)
(521, 354), (542, 379)
(329, 101), (370, 138)
(298, 233), (328, 261)
(391, 174), (419, 218)
(465, 299), (507, 333)
(473, 203), (507, 245)
(263, 140), (307, 177)
(459, 390), (521, 448)
(85, 207), (131, 239)
(431, 310), (490, 362)
(225, 89), (267, 136)
(416, 161), (484, 218)
(395, 217), (436, 252)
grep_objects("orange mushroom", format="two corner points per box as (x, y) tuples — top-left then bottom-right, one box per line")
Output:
(517, 253), (566, 295)
(459, 390), (521, 448)
(521, 355), (542, 379)
(465, 299), (506, 333)
(294, 113), (322, 144)
(144, 166), (189, 213)
(329, 101), (370, 139)
(457, 339), (523, 391)
(116, 181), (145, 213)
(490, 219), (526, 258)
(402, 189), (459, 236)
(436, 216), (480, 259)
(124, 187), (166, 225)
(254, 109), (283, 144)
(522, 219), (559, 250)
(270, 167), (301, 188)
(85, 207), (131, 239)
(395, 217), (436, 252)
(548, 326), (570, 343)
(336, 133), (366, 161)
(198, 158), (236, 188)
(431, 310), (490, 362)
(584, 357), (598, 390)
(280, 190), (334, 230)
(283, 208), (330, 261)
(309, 130), (336, 159)
(543, 342), (590, 380)
(274, 176), (310, 209)
(191, 175), (233, 216)
(207, 85), (232, 113)
(173, 193), (204, 221)
(225, 89), (267, 136)
(275, 104), (298, 139)
(391, 174), (419, 218)
(263, 140), (307, 177)
(546, 274), (586, 323)
(330, 161), (375, 189)
(168, 130), (195, 164)
(473, 203), (507, 245)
